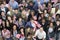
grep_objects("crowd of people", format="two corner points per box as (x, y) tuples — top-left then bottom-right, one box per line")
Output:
(0, 0), (60, 40)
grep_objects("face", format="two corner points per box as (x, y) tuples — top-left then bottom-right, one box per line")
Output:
(20, 7), (23, 10)
(27, 27), (30, 31)
(41, 14), (44, 18)
(8, 16), (11, 20)
(13, 25), (17, 30)
(14, 10), (18, 14)
(1, 12), (5, 16)
(40, 27), (43, 32)
(3, 1), (6, 4)
(0, 19), (2, 25)
(42, 19), (45, 23)
(30, 2), (33, 6)
(19, 18), (22, 22)
(44, 10), (47, 13)
(20, 28), (24, 32)
(2, 21), (5, 26)
(31, 11), (34, 16)
(43, 4), (46, 7)
(50, 23), (53, 27)
(1, 4), (4, 8)
(13, 15), (16, 20)
(4, 28), (7, 32)
(6, 21), (9, 26)
(48, 3), (51, 7)
(48, 16), (51, 20)
(33, 16), (37, 20)
(56, 21), (60, 26)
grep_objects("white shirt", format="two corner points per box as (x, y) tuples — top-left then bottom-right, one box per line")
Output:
(35, 29), (46, 39)
(1, 8), (5, 12)
(48, 27), (53, 33)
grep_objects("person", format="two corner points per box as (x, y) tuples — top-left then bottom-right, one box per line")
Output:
(18, 27), (25, 40)
(48, 22), (55, 40)
(9, 0), (18, 9)
(2, 28), (12, 40)
(54, 20), (60, 40)
(12, 24), (18, 40)
(33, 27), (46, 40)
(0, 3), (8, 13)
(18, 17), (25, 28)
(6, 20), (11, 31)
(1, 11), (6, 21)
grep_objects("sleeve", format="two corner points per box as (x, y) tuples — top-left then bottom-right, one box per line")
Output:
(2, 30), (4, 37)
(34, 30), (38, 37)
(43, 31), (46, 39)
(16, 2), (18, 8)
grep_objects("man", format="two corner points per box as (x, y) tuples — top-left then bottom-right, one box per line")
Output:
(9, 0), (18, 9)
(0, 3), (8, 14)
(33, 27), (46, 40)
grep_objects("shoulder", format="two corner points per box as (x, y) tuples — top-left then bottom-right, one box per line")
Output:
(43, 31), (46, 34)
(7, 30), (10, 32)
(36, 29), (40, 32)
(2, 30), (4, 33)
(15, 1), (18, 4)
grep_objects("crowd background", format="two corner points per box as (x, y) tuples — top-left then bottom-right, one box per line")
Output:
(0, 0), (60, 40)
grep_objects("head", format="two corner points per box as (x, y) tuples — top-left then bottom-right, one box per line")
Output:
(56, 14), (60, 19)
(29, 1), (33, 6)
(0, 19), (2, 25)
(2, 21), (5, 26)
(48, 16), (52, 21)
(14, 9), (18, 14)
(1, 11), (5, 16)
(19, 17), (22, 22)
(30, 10), (35, 16)
(1, 4), (5, 8)
(3, 1), (6, 5)
(3, 28), (7, 32)
(13, 15), (17, 20)
(50, 22), (53, 27)
(48, 2), (52, 7)
(56, 20), (60, 26)
(7, 16), (11, 21)
(42, 19), (45, 23)
(40, 27), (44, 32)
(13, 24), (17, 30)
(20, 27), (24, 33)
(6, 20), (9, 26)
(44, 10), (47, 13)
(27, 27), (31, 32)
(41, 13), (44, 18)
(43, 3), (46, 7)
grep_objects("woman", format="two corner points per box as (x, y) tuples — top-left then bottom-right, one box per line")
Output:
(6, 20), (11, 31)
(48, 22), (55, 40)
(12, 24), (18, 40)
(18, 17), (25, 28)
(19, 27), (25, 40)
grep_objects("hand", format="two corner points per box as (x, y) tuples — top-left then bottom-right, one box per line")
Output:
(32, 36), (36, 40)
